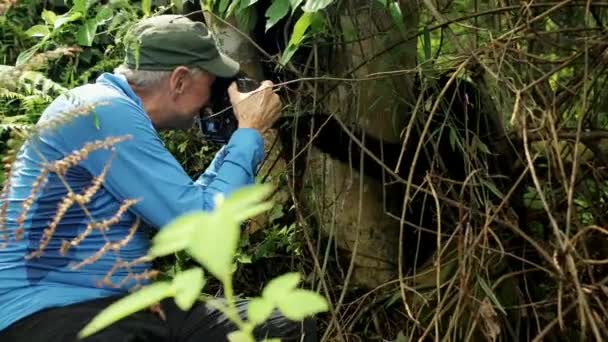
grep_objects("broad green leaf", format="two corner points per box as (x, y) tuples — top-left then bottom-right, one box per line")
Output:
(54, 11), (83, 29)
(173, 268), (205, 310)
(219, 184), (273, 215)
(262, 272), (300, 300)
(142, 0), (152, 16)
(289, 0), (303, 13)
(280, 42), (299, 66)
(276, 289), (328, 321)
(302, 0), (333, 12)
(41, 10), (57, 25)
(77, 19), (98, 46)
(73, 0), (87, 13)
(375, 0), (387, 7)
(227, 331), (256, 342)
(247, 297), (275, 325)
(218, 0), (231, 15)
(233, 201), (274, 223)
(25, 25), (50, 39)
(188, 214), (240, 283)
(235, 6), (258, 33)
(287, 12), (312, 46)
(150, 212), (206, 257)
(78, 282), (173, 338)
(265, 0), (290, 32)
(95, 6), (114, 24)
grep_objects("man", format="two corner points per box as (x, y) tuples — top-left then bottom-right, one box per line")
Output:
(0, 15), (315, 341)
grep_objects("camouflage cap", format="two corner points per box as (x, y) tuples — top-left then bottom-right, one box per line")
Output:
(124, 15), (240, 78)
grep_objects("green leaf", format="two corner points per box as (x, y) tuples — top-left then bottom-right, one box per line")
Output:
(188, 213), (240, 283)
(150, 212), (206, 257)
(265, 0), (290, 32)
(309, 11), (325, 33)
(218, 0), (231, 15)
(218, 184), (273, 216)
(287, 12), (312, 46)
(423, 25), (432, 62)
(54, 11), (83, 29)
(275, 289), (328, 321)
(247, 297), (275, 325)
(78, 282), (173, 338)
(25, 25), (50, 39)
(289, 0), (303, 13)
(172, 268), (205, 310)
(448, 126), (458, 151)
(142, 0), (152, 16)
(77, 18), (99, 46)
(388, 1), (406, 35)
(73, 0), (87, 13)
(41, 10), (57, 25)
(15, 45), (41, 67)
(227, 331), (256, 342)
(233, 201), (274, 223)
(279, 12), (312, 65)
(262, 272), (300, 300)
(302, 0), (334, 12)
(95, 6), (114, 24)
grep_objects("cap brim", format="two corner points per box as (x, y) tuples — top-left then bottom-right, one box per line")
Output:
(201, 52), (240, 78)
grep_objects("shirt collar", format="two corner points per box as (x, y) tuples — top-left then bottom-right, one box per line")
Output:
(95, 72), (144, 108)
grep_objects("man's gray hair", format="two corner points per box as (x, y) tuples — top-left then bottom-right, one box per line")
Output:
(114, 65), (203, 88)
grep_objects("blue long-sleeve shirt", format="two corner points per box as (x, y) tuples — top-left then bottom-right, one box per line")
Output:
(0, 72), (265, 331)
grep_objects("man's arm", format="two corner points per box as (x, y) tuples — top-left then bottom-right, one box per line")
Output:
(54, 97), (264, 229)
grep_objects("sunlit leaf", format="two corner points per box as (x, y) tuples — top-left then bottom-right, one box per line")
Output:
(142, 0), (151, 16)
(173, 268), (205, 310)
(150, 212), (206, 257)
(77, 19), (98, 46)
(280, 12), (312, 65)
(302, 0), (334, 12)
(54, 11), (83, 30)
(289, 0), (303, 13)
(275, 289), (329, 321)
(262, 272), (300, 300)
(95, 6), (114, 25)
(247, 297), (275, 325)
(78, 282), (173, 338)
(227, 331), (256, 342)
(188, 213), (239, 283)
(218, 184), (273, 215)
(25, 25), (50, 39)
(41, 10), (57, 26)
(265, 0), (290, 32)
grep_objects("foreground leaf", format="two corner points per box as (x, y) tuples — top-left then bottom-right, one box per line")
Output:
(188, 213), (239, 283)
(247, 297), (275, 325)
(78, 282), (173, 338)
(150, 212), (206, 257)
(262, 272), (300, 300)
(173, 268), (205, 310)
(275, 289), (329, 321)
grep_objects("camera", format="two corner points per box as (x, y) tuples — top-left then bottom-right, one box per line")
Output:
(196, 73), (260, 144)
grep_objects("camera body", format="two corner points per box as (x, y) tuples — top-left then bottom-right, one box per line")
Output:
(196, 73), (260, 144)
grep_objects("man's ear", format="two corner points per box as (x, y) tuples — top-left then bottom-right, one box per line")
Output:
(169, 66), (191, 95)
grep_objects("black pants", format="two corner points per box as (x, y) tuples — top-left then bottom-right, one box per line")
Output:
(0, 295), (317, 342)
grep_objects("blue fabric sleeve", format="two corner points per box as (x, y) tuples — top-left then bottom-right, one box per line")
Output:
(54, 98), (264, 229)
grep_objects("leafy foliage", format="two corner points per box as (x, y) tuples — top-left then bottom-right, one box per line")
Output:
(79, 184), (328, 339)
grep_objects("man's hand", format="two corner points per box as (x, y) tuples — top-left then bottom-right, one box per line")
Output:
(228, 80), (282, 133)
